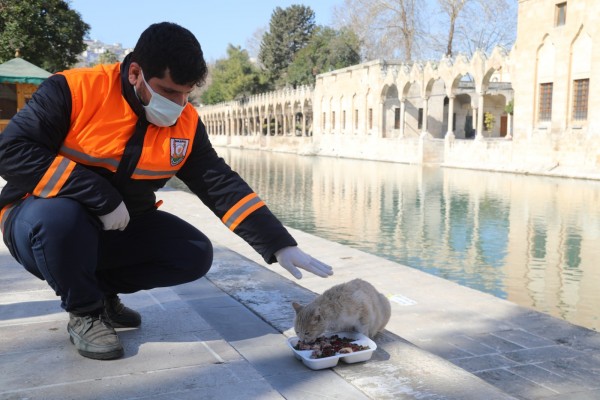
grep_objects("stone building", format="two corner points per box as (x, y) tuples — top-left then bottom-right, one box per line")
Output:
(197, 0), (600, 180)
(311, 50), (512, 163)
(512, 0), (600, 172)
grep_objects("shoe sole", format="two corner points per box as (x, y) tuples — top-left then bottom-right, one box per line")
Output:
(69, 335), (124, 360)
(108, 319), (141, 329)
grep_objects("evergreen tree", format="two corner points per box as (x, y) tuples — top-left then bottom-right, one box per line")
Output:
(258, 5), (316, 89)
(0, 0), (89, 72)
(287, 26), (361, 87)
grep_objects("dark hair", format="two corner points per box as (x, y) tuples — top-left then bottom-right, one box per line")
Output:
(131, 22), (208, 87)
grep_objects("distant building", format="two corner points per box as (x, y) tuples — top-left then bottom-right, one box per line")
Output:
(76, 40), (132, 67)
(512, 0), (600, 170)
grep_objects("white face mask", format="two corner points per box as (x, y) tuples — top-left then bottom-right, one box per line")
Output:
(136, 70), (186, 127)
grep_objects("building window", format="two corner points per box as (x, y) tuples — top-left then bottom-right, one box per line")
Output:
(394, 108), (401, 129)
(342, 110), (346, 129)
(368, 108), (373, 129)
(555, 2), (567, 27)
(331, 111), (336, 129)
(539, 83), (553, 121)
(354, 109), (359, 129)
(418, 108), (424, 129)
(322, 112), (326, 129)
(572, 78), (589, 121)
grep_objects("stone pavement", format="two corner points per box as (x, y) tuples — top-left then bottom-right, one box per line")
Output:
(1, 187), (600, 399)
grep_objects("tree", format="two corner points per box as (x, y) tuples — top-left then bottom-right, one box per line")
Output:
(0, 0), (89, 72)
(335, 0), (516, 62)
(287, 26), (361, 87)
(433, 0), (517, 57)
(333, 0), (423, 61)
(436, 0), (468, 57)
(246, 26), (267, 61)
(456, 0), (517, 56)
(258, 5), (316, 88)
(97, 50), (119, 65)
(200, 45), (266, 105)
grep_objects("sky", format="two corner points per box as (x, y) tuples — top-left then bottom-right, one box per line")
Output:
(68, 0), (342, 62)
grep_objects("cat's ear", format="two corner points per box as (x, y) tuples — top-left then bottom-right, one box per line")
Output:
(292, 302), (303, 313)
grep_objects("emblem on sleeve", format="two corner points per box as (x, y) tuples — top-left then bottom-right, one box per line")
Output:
(170, 138), (189, 166)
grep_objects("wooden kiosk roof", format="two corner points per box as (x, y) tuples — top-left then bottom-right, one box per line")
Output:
(0, 57), (51, 84)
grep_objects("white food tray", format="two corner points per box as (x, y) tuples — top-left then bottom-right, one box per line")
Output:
(287, 331), (377, 370)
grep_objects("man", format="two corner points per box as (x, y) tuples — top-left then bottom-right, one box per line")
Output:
(0, 22), (332, 360)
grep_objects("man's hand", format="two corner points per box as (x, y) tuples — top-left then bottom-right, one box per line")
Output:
(98, 201), (130, 231)
(275, 246), (333, 279)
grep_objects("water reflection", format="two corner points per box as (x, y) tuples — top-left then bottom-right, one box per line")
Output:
(171, 148), (600, 331)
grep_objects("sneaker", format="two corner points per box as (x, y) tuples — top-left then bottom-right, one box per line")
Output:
(68, 312), (124, 360)
(103, 294), (142, 328)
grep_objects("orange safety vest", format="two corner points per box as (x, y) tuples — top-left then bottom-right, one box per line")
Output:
(31, 62), (197, 199)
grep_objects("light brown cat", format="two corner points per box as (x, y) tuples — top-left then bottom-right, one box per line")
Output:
(292, 278), (391, 342)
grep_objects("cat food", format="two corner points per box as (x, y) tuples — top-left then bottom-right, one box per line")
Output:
(294, 334), (370, 358)
(287, 331), (377, 370)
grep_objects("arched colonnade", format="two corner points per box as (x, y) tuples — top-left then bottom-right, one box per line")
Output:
(313, 46), (514, 142)
(198, 85), (314, 138)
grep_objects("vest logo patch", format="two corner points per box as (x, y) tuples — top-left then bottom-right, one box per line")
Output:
(170, 138), (189, 166)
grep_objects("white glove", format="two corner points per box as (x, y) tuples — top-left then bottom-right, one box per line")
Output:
(98, 201), (130, 231)
(275, 246), (333, 279)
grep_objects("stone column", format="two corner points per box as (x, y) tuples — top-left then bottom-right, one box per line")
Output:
(446, 95), (455, 140)
(476, 93), (485, 140)
(302, 110), (307, 136)
(472, 107), (478, 139)
(506, 112), (513, 139)
(380, 101), (385, 138)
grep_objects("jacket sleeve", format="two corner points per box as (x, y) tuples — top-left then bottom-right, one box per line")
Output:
(176, 118), (297, 263)
(0, 75), (123, 215)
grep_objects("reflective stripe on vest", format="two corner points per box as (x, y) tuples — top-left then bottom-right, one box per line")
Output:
(33, 156), (77, 197)
(221, 193), (266, 231)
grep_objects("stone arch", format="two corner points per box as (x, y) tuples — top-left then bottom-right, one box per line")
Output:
(365, 87), (373, 133)
(535, 34), (556, 123)
(328, 96), (335, 133)
(449, 73), (476, 139)
(569, 26), (592, 123)
(403, 79), (423, 137)
(303, 98), (313, 136)
(340, 94), (349, 134)
(426, 78), (447, 138)
(283, 100), (293, 135)
(482, 93), (508, 137)
(481, 59), (512, 139)
(352, 93), (358, 134)
(571, 26), (592, 77)
(381, 84), (400, 138)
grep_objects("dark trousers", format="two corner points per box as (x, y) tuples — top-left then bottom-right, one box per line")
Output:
(2, 196), (213, 312)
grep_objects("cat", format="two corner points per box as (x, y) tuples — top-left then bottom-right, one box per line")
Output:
(292, 278), (391, 342)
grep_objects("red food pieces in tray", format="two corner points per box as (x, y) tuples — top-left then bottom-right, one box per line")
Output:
(294, 334), (370, 359)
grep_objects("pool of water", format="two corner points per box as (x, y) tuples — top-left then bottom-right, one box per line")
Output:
(169, 148), (600, 332)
